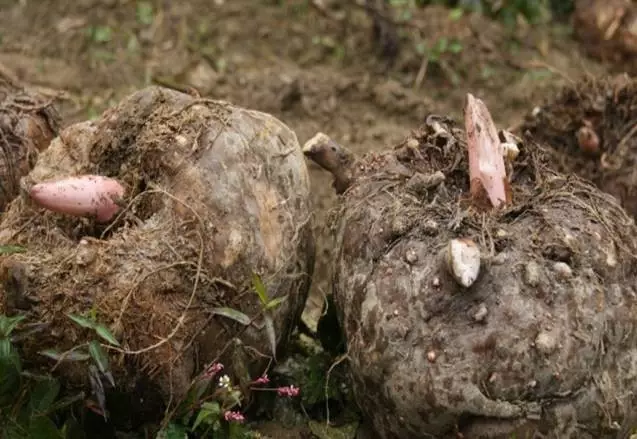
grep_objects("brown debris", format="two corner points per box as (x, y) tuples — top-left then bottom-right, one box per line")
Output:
(0, 77), (60, 211)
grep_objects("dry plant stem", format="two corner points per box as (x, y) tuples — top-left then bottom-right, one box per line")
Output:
(463, 93), (508, 208)
(302, 132), (355, 194)
(325, 353), (349, 425)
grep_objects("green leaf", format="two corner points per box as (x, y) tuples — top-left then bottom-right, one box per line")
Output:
(0, 314), (26, 338)
(27, 377), (60, 417)
(47, 391), (85, 414)
(67, 314), (95, 330)
(211, 307), (251, 326)
(449, 41), (463, 54)
(60, 416), (85, 439)
(449, 8), (464, 21)
(191, 401), (220, 431)
(264, 295), (287, 311)
(27, 416), (63, 439)
(38, 348), (90, 362)
(88, 341), (109, 376)
(2, 420), (28, 439)
(156, 423), (188, 439)
(94, 324), (120, 347)
(91, 26), (112, 43)
(0, 340), (21, 405)
(251, 273), (269, 305)
(136, 2), (154, 25)
(0, 245), (26, 255)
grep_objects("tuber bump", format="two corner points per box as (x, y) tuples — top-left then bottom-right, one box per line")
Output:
(29, 175), (125, 223)
(446, 238), (481, 288)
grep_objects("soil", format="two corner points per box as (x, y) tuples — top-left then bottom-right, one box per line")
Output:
(0, 0), (632, 436)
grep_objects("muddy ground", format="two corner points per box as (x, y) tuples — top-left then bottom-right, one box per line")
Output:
(0, 0), (629, 434)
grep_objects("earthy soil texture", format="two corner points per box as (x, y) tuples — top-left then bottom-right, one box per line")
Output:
(0, 0), (614, 330)
(0, 0), (635, 437)
(329, 116), (637, 438)
(0, 74), (60, 211)
(520, 74), (637, 219)
(0, 86), (314, 428)
(573, 0), (637, 73)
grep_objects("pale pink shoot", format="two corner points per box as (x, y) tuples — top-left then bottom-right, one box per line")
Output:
(29, 175), (125, 223)
(463, 93), (508, 208)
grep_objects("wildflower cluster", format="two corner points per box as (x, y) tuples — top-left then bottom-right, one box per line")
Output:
(195, 362), (301, 427)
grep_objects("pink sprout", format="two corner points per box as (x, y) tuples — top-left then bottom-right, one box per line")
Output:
(252, 374), (270, 385)
(223, 410), (245, 423)
(202, 362), (224, 379)
(277, 385), (300, 397)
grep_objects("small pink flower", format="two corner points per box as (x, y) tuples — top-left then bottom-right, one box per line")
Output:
(223, 410), (245, 423)
(252, 374), (270, 385)
(202, 362), (224, 379)
(276, 385), (300, 397)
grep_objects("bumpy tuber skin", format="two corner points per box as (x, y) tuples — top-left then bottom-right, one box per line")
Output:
(576, 121), (600, 155)
(28, 175), (125, 223)
(464, 93), (509, 208)
(302, 132), (355, 194)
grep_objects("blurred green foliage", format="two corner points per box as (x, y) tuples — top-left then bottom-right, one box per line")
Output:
(409, 0), (575, 25)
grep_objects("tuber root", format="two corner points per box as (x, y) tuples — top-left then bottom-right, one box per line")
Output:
(302, 132), (355, 194)
(28, 175), (125, 223)
(463, 93), (509, 208)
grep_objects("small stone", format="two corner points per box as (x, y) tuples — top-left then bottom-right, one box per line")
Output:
(524, 261), (541, 287)
(473, 303), (488, 322)
(492, 252), (507, 265)
(432, 277), (440, 287)
(422, 219), (438, 234)
(553, 262), (572, 279)
(534, 330), (557, 355)
(427, 350), (436, 362)
(391, 216), (410, 235)
(174, 135), (188, 147)
(495, 229), (507, 238)
(75, 245), (96, 266)
(405, 249), (418, 264)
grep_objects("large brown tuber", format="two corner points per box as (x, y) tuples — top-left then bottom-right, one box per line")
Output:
(0, 76), (60, 211)
(0, 86), (314, 424)
(308, 112), (637, 438)
(520, 74), (637, 219)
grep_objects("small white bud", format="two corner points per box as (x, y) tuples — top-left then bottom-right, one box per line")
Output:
(446, 238), (481, 288)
